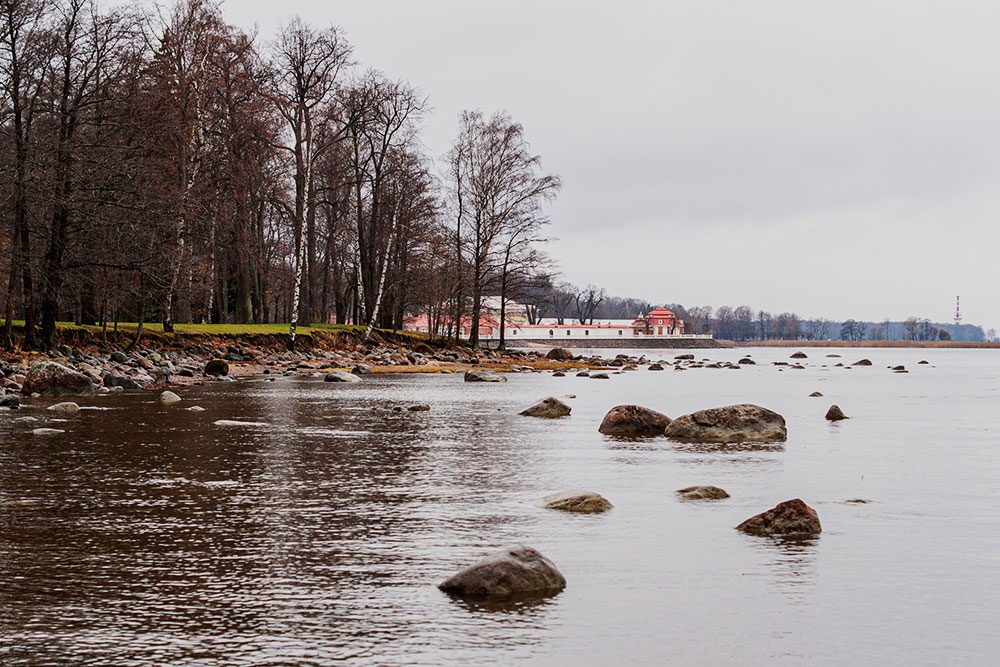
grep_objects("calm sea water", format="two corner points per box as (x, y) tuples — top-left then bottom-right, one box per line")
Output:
(2, 347), (999, 666)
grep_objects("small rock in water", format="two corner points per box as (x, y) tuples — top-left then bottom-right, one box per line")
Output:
(736, 499), (822, 536)
(1, 394), (20, 408)
(648, 363), (664, 371)
(520, 397), (571, 418)
(408, 404), (431, 412)
(844, 498), (872, 504)
(809, 391), (824, 397)
(918, 360), (929, 365)
(852, 359), (872, 366)
(676, 485), (730, 500)
(324, 370), (361, 383)
(790, 351), (808, 359)
(48, 401), (80, 413)
(438, 546), (567, 598)
(464, 369), (507, 383)
(675, 354), (694, 360)
(159, 390), (181, 404)
(185, 406), (206, 412)
(32, 428), (66, 436)
(552, 371), (566, 377)
(825, 405), (849, 421)
(13, 416), (38, 423)
(212, 419), (268, 427)
(589, 371), (610, 380)
(539, 490), (613, 513)
(352, 364), (371, 375)
(738, 358), (756, 365)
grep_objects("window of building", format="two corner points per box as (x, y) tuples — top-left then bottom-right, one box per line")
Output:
(585, 330), (589, 335)
(567, 330), (571, 335)
(618, 330), (622, 335)
(549, 330), (553, 336)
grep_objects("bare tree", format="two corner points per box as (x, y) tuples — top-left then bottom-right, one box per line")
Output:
(268, 17), (351, 349)
(446, 110), (559, 348)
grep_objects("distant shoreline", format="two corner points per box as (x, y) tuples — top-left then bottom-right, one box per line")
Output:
(727, 340), (1000, 349)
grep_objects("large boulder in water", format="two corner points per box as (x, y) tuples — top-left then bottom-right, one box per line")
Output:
(598, 405), (671, 436)
(204, 359), (229, 376)
(546, 347), (575, 361)
(464, 369), (507, 383)
(21, 362), (93, 397)
(736, 499), (821, 536)
(520, 396), (571, 418)
(665, 404), (786, 443)
(539, 490), (613, 513)
(438, 546), (566, 598)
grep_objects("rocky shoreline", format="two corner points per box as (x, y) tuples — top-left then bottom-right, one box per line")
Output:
(0, 341), (639, 403)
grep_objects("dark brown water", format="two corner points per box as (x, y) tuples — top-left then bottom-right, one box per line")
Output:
(2, 348), (999, 665)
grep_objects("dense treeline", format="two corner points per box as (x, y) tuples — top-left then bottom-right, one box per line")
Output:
(0, 0), (559, 350)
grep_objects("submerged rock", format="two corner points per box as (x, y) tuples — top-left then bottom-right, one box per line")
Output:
(32, 428), (66, 436)
(22, 362), (93, 397)
(589, 371), (610, 379)
(665, 404), (787, 443)
(185, 406), (206, 412)
(539, 490), (613, 513)
(212, 419), (268, 427)
(324, 370), (361, 383)
(464, 369), (507, 383)
(676, 485), (730, 500)
(104, 374), (143, 390)
(852, 359), (872, 366)
(438, 546), (566, 598)
(736, 499), (821, 536)
(520, 396), (571, 418)
(675, 353), (694, 360)
(825, 404), (849, 421)
(408, 404), (431, 412)
(598, 405), (671, 436)
(48, 401), (80, 413)
(159, 390), (181, 404)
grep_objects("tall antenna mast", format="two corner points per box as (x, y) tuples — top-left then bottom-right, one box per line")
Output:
(955, 296), (962, 326)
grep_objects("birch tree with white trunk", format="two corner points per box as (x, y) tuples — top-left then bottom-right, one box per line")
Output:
(268, 17), (351, 350)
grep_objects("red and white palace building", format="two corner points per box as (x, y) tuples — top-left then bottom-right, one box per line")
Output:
(404, 306), (712, 342)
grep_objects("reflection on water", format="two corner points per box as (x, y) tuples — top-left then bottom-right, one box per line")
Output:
(746, 534), (820, 603)
(2, 347), (1000, 665)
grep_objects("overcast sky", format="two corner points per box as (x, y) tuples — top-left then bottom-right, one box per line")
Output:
(224, 0), (999, 332)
